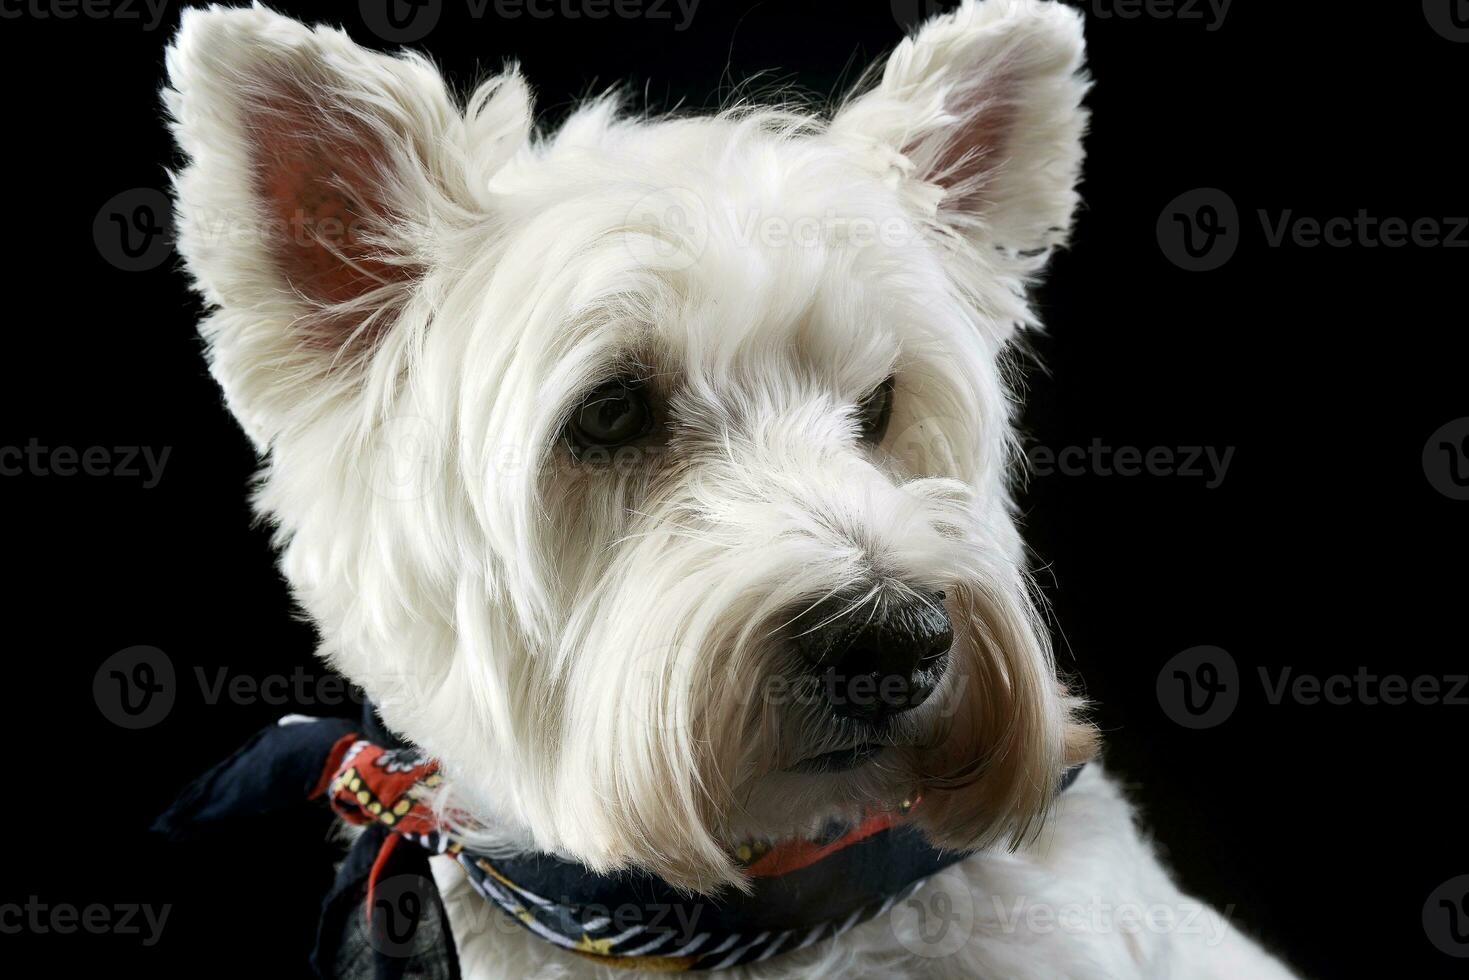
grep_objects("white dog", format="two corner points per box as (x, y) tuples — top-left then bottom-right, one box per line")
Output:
(163, 2), (1299, 976)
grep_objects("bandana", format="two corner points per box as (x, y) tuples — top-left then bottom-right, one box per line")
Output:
(157, 704), (1082, 978)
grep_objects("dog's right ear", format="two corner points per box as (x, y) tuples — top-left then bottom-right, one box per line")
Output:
(165, 5), (532, 447)
(831, 0), (1087, 287)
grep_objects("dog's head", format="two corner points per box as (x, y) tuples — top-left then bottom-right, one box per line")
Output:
(167, 0), (1095, 892)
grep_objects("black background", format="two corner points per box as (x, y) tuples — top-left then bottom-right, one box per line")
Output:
(3, 1), (1465, 976)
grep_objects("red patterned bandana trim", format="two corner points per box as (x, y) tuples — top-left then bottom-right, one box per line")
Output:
(325, 738), (446, 838)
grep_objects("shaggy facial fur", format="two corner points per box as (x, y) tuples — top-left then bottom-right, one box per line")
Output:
(165, 0), (1100, 896)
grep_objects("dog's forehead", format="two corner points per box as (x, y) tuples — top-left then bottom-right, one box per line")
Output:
(504, 115), (949, 378)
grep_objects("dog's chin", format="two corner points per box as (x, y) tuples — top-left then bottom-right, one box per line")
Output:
(715, 745), (923, 847)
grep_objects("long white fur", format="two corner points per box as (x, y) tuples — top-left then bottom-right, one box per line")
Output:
(165, 1), (1298, 975)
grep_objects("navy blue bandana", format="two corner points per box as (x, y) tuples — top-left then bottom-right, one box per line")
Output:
(157, 705), (1082, 978)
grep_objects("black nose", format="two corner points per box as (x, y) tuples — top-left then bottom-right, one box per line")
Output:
(792, 591), (953, 723)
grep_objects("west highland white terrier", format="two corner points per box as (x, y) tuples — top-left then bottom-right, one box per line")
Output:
(160, 2), (1299, 976)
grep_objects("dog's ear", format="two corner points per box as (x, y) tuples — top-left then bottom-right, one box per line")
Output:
(164, 6), (532, 447)
(832, 0), (1087, 274)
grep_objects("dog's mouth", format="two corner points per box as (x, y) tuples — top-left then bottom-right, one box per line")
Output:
(787, 742), (885, 774)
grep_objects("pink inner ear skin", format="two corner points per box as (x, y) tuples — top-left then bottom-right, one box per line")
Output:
(920, 77), (1019, 218)
(247, 86), (409, 346)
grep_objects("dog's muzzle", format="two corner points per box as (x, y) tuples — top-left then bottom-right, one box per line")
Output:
(793, 591), (952, 724)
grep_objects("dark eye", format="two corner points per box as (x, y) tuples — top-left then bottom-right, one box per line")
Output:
(856, 376), (895, 443)
(566, 378), (652, 454)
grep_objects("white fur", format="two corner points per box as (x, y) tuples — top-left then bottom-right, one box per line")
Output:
(165, 1), (1297, 975)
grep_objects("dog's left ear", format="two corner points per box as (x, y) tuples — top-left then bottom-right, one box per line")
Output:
(832, 0), (1087, 275)
(164, 6), (532, 448)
